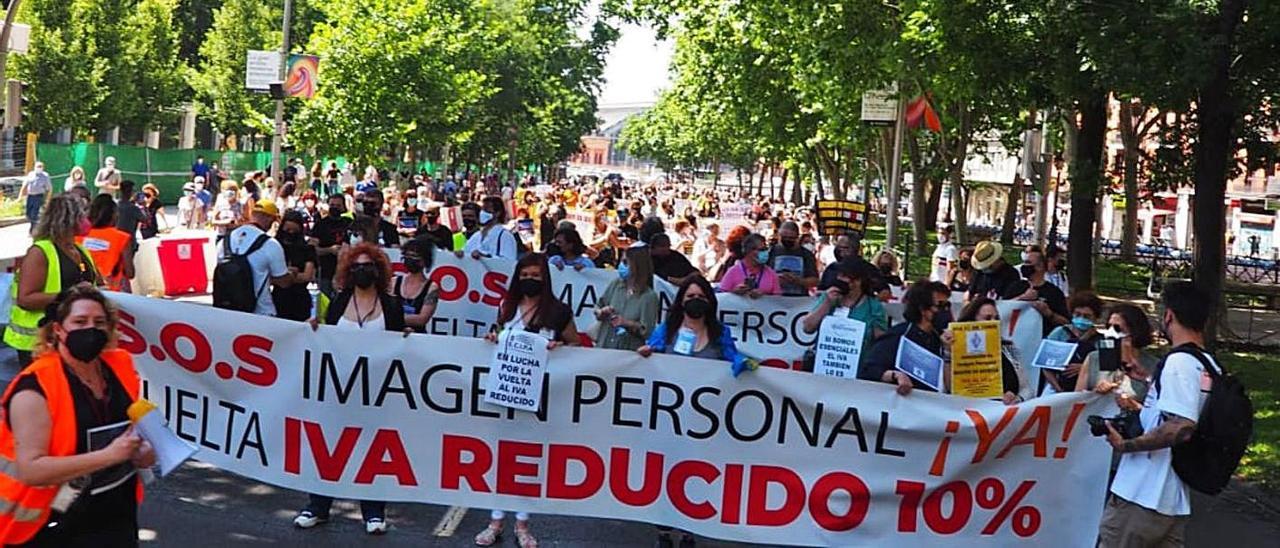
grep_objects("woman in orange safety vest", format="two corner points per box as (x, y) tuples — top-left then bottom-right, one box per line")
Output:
(76, 195), (135, 292)
(0, 284), (152, 546)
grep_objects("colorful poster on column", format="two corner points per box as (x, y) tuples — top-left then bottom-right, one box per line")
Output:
(285, 54), (320, 99)
(949, 321), (1003, 399)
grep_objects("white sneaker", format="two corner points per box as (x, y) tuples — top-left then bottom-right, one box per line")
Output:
(365, 518), (388, 535)
(293, 510), (326, 529)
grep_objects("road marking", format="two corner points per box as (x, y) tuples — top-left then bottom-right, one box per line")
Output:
(432, 505), (468, 537)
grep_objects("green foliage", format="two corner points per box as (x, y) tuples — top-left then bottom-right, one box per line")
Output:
(14, 0), (102, 136)
(122, 0), (187, 130)
(189, 0), (282, 138)
(293, 0), (615, 170)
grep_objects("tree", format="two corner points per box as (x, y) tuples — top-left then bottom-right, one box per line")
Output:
(190, 0), (282, 141)
(122, 0), (187, 131)
(13, 0), (101, 136)
(81, 0), (139, 135)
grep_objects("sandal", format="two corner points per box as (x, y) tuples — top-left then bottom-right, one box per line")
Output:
(515, 524), (538, 548)
(474, 523), (502, 546)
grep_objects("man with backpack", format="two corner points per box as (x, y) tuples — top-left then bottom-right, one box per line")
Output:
(214, 199), (297, 316)
(1099, 281), (1253, 547)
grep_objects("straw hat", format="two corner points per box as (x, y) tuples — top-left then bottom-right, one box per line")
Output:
(971, 240), (1004, 270)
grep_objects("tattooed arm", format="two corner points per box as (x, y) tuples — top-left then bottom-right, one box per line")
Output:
(1108, 413), (1196, 453)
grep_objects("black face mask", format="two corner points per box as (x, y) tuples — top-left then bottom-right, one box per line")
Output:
(363, 202), (380, 216)
(64, 327), (109, 362)
(403, 258), (424, 273)
(879, 264), (893, 275)
(463, 218), (477, 229)
(934, 308), (953, 330)
(781, 238), (798, 249)
(351, 264), (378, 289)
(1019, 264), (1037, 278)
(518, 278), (544, 297)
(959, 260), (972, 270)
(684, 297), (711, 319)
(329, 205), (346, 216)
(830, 279), (851, 295)
(279, 231), (302, 244)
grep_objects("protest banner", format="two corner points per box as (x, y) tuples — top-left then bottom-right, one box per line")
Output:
(485, 329), (551, 412)
(948, 321), (1003, 399)
(815, 200), (868, 235)
(813, 316), (868, 379)
(111, 293), (1113, 546)
(895, 337), (944, 391)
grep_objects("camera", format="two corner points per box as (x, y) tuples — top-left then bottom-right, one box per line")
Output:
(1087, 411), (1143, 439)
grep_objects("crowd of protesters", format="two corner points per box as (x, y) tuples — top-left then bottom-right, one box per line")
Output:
(0, 158), (1232, 548)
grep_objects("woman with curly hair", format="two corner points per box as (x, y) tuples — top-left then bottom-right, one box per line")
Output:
(5, 194), (100, 367)
(709, 224), (752, 283)
(294, 242), (406, 535)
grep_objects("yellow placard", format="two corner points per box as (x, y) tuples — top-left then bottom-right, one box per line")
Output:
(948, 321), (1003, 399)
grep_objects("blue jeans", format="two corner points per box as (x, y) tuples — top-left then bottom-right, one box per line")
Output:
(25, 194), (44, 226)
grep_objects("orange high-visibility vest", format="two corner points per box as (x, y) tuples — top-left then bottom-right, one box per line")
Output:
(0, 349), (142, 544)
(77, 227), (132, 291)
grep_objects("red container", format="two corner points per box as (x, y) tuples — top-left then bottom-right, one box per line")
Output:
(157, 238), (209, 296)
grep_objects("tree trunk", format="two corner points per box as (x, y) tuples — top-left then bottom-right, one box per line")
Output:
(1001, 174), (1024, 245)
(925, 166), (944, 230)
(1068, 91), (1109, 293)
(1193, 0), (1245, 344)
(1119, 100), (1141, 260)
(907, 133), (929, 256)
(942, 106), (973, 244)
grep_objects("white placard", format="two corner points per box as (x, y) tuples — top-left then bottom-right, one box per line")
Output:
(484, 328), (550, 412)
(245, 50), (282, 91)
(1031, 339), (1078, 371)
(813, 315), (868, 379)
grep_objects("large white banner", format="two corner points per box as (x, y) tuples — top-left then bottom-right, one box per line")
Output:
(416, 250), (1044, 376)
(112, 293), (1110, 546)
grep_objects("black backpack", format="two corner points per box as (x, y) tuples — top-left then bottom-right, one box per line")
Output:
(213, 233), (270, 312)
(1156, 344), (1254, 495)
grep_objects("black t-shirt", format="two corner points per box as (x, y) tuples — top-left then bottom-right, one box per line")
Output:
(273, 240), (316, 321)
(768, 245), (818, 296)
(968, 262), (1024, 301)
(415, 224), (455, 251)
(4, 365), (137, 545)
(397, 209), (422, 232)
(653, 252), (697, 282)
(57, 245), (97, 289)
(312, 214), (352, 280)
(1031, 280), (1069, 337)
(115, 201), (144, 237)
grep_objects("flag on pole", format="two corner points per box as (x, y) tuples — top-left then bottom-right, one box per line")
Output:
(905, 94), (942, 132)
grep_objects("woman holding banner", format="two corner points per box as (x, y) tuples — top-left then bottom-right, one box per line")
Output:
(1042, 290), (1104, 395)
(395, 237), (441, 333)
(800, 258), (887, 362)
(294, 243), (405, 535)
(638, 276), (750, 375)
(0, 284), (154, 546)
(1073, 303), (1157, 399)
(476, 252), (580, 548)
(593, 244), (658, 351)
(859, 281), (950, 395)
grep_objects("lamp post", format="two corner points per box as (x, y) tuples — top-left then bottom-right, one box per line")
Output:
(269, 0), (293, 180)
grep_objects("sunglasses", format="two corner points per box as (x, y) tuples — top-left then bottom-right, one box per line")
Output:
(934, 301), (950, 310)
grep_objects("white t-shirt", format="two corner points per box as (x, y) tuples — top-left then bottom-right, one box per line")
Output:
(222, 224), (287, 317)
(463, 226), (518, 260)
(1110, 350), (1219, 516)
(930, 241), (957, 282)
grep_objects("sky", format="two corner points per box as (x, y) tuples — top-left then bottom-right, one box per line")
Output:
(596, 22), (672, 107)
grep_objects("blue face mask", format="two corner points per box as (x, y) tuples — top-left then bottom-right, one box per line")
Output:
(617, 262), (630, 280)
(1071, 316), (1093, 331)
(755, 250), (770, 264)
(479, 210), (494, 225)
